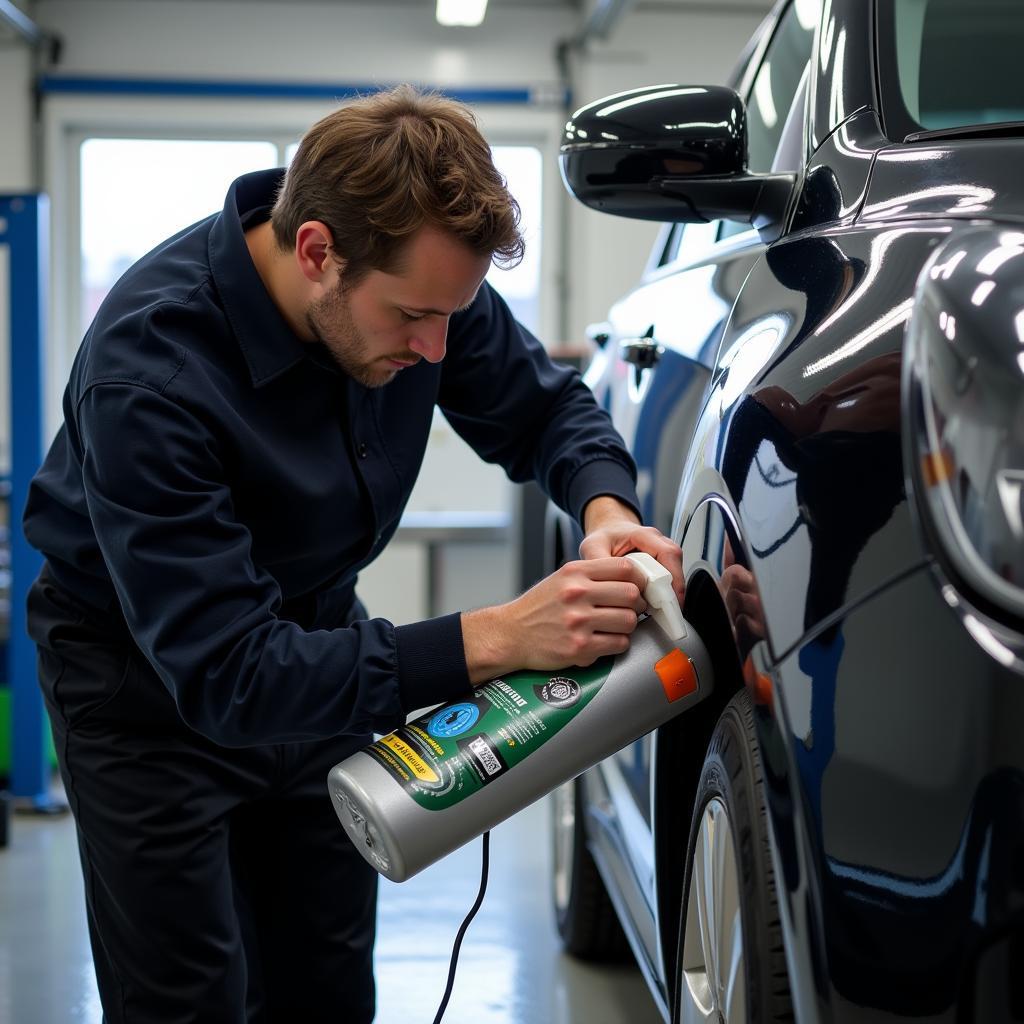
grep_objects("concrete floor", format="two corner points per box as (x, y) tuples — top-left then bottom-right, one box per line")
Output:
(0, 793), (663, 1023)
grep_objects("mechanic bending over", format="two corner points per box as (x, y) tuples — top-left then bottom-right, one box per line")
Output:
(23, 86), (683, 1024)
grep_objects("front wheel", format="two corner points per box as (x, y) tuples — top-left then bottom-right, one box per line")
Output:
(675, 689), (793, 1023)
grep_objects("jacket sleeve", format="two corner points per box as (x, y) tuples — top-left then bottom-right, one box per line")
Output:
(439, 282), (640, 525)
(76, 380), (470, 747)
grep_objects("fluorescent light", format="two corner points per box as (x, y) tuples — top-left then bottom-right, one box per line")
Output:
(436, 0), (488, 26)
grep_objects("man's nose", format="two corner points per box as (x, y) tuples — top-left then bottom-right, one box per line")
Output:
(408, 319), (448, 363)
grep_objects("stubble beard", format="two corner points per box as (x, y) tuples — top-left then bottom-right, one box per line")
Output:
(305, 283), (397, 389)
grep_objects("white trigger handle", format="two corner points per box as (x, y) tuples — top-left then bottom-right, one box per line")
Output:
(626, 551), (687, 642)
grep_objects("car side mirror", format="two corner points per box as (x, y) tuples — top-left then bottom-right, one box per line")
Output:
(560, 85), (795, 240)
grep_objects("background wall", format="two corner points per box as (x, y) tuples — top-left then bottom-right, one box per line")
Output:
(0, 40), (33, 191)
(0, 0), (769, 623)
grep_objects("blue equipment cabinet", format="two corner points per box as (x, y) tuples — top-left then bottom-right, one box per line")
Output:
(0, 194), (49, 804)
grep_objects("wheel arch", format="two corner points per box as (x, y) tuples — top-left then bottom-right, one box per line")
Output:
(652, 566), (747, 1002)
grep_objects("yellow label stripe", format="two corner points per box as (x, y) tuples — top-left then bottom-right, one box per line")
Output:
(380, 734), (440, 784)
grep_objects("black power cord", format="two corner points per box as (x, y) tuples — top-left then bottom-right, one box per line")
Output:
(431, 830), (491, 1024)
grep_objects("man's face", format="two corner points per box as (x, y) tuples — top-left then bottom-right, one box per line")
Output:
(306, 227), (491, 388)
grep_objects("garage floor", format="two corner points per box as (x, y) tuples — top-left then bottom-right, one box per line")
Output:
(0, 793), (663, 1023)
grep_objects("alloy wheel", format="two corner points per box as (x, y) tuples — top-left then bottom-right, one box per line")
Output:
(679, 796), (746, 1023)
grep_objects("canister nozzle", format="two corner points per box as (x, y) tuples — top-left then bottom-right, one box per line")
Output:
(626, 551), (687, 642)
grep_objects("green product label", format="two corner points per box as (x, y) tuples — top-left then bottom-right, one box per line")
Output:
(365, 660), (613, 810)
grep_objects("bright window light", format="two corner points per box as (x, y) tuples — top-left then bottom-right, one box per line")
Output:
(79, 138), (277, 331)
(486, 145), (543, 333)
(436, 0), (488, 27)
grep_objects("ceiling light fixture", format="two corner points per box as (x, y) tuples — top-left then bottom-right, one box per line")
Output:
(436, 0), (488, 27)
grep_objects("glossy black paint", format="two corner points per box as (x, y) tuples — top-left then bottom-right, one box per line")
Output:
(560, 82), (798, 232)
(683, 223), (940, 656)
(556, 0), (1024, 1020)
(807, 0), (876, 151)
(560, 85), (800, 228)
(790, 109), (886, 231)
(771, 563), (1024, 1021)
(903, 227), (1024, 626)
(864, 138), (1024, 223)
(562, 84), (746, 176)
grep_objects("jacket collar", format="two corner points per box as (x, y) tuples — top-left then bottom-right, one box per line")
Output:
(208, 168), (311, 387)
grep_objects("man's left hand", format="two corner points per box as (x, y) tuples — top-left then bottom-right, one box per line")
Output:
(580, 496), (684, 601)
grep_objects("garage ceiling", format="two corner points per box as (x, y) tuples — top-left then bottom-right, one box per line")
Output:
(0, 0), (773, 46)
(115, 0), (772, 9)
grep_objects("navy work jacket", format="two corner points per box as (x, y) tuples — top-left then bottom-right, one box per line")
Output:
(24, 169), (640, 748)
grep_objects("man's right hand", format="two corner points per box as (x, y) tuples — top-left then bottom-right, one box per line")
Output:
(461, 557), (650, 685)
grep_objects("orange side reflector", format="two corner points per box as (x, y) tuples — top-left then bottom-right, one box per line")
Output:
(655, 648), (698, 703)
(922, 448), (955, 487)
(743, 657), (773, 707)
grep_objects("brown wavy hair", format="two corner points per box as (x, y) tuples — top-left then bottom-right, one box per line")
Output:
(271, 85), (524, 284)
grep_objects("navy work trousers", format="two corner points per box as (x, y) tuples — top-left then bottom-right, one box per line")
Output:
(28, 568), (378, 1023)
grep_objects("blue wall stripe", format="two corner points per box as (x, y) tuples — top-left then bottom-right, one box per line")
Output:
(38, 75), (569, 106)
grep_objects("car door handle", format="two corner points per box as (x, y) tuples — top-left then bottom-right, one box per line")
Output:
(586, 321), (612, 349)
(620, 335), (664, 370)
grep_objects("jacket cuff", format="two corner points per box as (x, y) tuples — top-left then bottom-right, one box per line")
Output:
(566, 459), (642, 527)
(394, 612), (472, 715)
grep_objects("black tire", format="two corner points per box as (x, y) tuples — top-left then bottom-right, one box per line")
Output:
(550, 775), (631, 961)
(674, 689), (793, 1023)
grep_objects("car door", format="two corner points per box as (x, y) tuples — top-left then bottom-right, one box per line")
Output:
(581, 0), (821, 990)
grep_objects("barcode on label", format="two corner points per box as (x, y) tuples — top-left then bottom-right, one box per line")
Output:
(469, 736), (502, 776)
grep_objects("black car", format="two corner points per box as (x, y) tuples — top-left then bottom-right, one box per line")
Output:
(548, 1), (1024, 1021)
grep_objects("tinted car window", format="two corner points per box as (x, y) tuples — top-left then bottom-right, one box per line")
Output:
(889, 0), (1024, 133)
(746, 0), (819, 173)
(718, 0), (818, 241)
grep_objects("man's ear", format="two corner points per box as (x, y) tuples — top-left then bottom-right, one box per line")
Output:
(294, 221), (342, 284)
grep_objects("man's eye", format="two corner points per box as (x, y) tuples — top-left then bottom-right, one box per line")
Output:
(398, 310), (425, 323)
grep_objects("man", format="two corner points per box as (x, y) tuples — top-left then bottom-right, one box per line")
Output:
(24, 86), (682, 1023)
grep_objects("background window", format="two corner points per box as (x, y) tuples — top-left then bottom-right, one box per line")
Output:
(79, 138), (279, 331)
(82, 138), (542, 337)
(487, 145), (542, 333)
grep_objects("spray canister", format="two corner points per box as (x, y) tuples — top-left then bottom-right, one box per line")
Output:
(328, 553), (713, 881)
